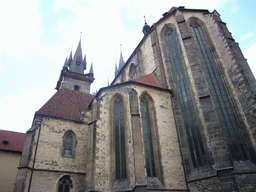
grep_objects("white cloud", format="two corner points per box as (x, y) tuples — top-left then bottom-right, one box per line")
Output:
(1, 0), (254, 133)
(243, 43), (256, 77)
(0, 86), (55, 133)
(240, 32), (254, 42)
(0, 0), (43, 63)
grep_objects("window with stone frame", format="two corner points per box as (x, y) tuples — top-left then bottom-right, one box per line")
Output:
(58, 175), (73, 192)
(114, 97), (127, 179)
(63, 131), (76, 157)
(140, 94), (162, 182)
(121, 72), (125, 83)
(140, 97), (156, 177)
(129, 63), (137, 80)
(190, 21), (252, 161)
(164, 27), (207, 168)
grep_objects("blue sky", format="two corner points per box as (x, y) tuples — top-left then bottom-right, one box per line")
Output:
(1, 0), (256, 133)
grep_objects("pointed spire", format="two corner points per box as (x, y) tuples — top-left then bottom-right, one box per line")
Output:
(89, 63), (94, 74)
(69, 38), (85, 74)
(63, 57), (68, 68)
(142, 16), (150, 35)
(118, 44), (125, 70)
(115, 60), (118, 77)
(83, 54), (87, 70)
(67, 51), (72, 67)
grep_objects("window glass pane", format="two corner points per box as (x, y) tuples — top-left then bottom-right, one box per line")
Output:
(64, 133), (73, 156)
(165, 28), (206, 168)
(190, 23), (248, 161)
(114, 98), (126, 179)
(141, 99), (156, 177)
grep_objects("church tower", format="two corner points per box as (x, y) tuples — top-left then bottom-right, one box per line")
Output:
(56, 39), (94, 93)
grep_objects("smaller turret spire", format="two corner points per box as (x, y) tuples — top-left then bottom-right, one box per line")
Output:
(115, 60), (118, 77)
(118, 44), (125, 70)
(63, 57), (68, 68)
(142, 16), (150, 35)
(83, 54), (87, 70)
(67, 51), (72, 67)
(89, 63), (94, 74)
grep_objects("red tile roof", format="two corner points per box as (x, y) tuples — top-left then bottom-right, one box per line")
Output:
(168, 7), (177, 13)
(132, 73), (163, 88)
(0, 130), (26, 152)
(38, 88), (94, 120)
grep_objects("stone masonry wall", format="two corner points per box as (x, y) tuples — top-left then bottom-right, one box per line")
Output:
(91, 84), (187, 191)
(21, 116), (89, 192)
(113, 33), (156, 85)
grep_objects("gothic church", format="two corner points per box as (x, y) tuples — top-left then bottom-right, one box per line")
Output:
(14, 6), (256, 192)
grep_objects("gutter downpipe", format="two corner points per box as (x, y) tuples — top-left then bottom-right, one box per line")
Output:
(28, 115), (42, 192)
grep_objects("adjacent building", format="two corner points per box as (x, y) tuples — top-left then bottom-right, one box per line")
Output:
(0, 130), (26, 192)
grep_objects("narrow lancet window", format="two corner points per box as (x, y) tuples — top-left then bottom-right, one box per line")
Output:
(141, 98), (156, 177)
(114, 98), (127, 179)
(63, 131), (76, 157)
(190, 23), (248, 161)
(64, 133), (73, 156)
(165, 28), (207, 168)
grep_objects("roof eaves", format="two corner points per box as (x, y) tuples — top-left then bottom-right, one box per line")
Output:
(35, 111), (85, 124)
(94, 80), (172, 102)
(27, 124), (39, 133)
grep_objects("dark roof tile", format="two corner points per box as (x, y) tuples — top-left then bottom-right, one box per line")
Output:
(0, 130), (26, 152)
(38, 89), (94, 120)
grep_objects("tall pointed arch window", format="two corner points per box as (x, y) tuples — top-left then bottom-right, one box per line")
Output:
(58, 175), (73, 192)
(141, 98), (156, 177)
(190, 22), (248, 161)
(62, 131), (76, 157)
(129, 63), (137, 80)
(164, 28), (207, 168)
(114, 97), (127, 179)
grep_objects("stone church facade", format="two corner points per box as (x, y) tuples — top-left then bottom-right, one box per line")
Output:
(14, 6), (256, 192)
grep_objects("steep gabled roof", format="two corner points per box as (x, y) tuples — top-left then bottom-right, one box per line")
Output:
(0, 130), (26, 153)
(132, 73), (163, 88)
(38, 89), (94, 120)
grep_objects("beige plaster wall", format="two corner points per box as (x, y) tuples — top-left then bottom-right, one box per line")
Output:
(0, 151), (21, 192)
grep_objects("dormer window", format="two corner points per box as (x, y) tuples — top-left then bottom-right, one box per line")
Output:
(76, 56), (82, 65)
(74, 85), (80, 91)
(2, 140), (9, 145)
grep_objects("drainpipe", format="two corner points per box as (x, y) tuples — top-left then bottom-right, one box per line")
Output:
(28, 115), (42, 192)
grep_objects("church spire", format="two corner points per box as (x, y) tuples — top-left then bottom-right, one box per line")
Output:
(83, 54), (87, 70)
(142, 16), (150, 35)
(89, 63), (94, 74)
(67, 51), (72, 67)
(118, 44), (125, 70)
(115, 60), (118, 77)
(69, 38), (85, 74)
(63, 57), (68, 68)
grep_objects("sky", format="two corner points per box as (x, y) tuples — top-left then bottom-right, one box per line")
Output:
(0, 0), (256, 133)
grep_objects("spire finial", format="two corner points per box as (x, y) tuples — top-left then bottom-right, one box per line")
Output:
(144, 15), (147, 24)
